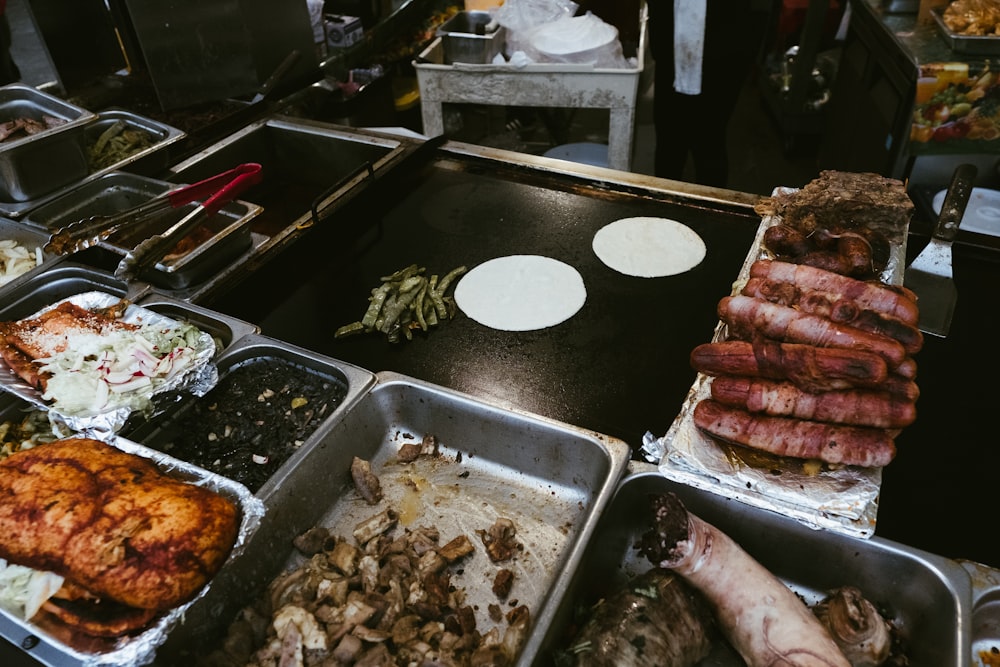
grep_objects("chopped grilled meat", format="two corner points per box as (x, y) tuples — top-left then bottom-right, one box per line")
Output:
(352, 456), (384, 505)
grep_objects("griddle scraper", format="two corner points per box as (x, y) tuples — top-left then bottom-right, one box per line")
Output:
(903, 163), (976, 338)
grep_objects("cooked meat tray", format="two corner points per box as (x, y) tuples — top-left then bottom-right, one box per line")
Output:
(154, 370), (631, 666)
(535, 463), (974, 666)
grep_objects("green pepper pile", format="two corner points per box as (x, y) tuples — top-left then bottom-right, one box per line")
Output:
(335, 263), (467, 343)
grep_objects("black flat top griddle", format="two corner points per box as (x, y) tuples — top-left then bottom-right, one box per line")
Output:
(210, 148), (1000, 572)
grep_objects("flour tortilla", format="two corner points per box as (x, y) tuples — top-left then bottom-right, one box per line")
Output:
(592, 217), (706, 277)
(454, 255), (586, 331)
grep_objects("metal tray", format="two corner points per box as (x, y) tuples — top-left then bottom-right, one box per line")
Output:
(135, 293), (260, 352)
(125, 332), (377, 499)
(0, 217), (60, 290)
(436, 10), (506, 64)
(0, 261), (140, 319)
(0, 434), (265, 667)
(24, 171), (262, 290)
(153, 370), (631, 666)
(0, 83), (97, 205)
(83, 108), (186, 176)
(932, 8), (1000, 56)
(534, 463), (974, 666)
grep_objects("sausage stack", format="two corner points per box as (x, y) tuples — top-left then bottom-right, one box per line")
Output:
(689, 258), (922, 468)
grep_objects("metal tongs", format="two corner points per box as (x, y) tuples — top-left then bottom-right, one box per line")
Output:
(45, 163), (264, 285)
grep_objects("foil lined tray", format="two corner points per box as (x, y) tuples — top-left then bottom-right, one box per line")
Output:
(0, 291), (218, 436)
(0, 434), (265, 667)
(652, 187), (908, 538)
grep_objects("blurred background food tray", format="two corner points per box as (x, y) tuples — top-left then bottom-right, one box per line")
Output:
(932, 8), (1000, 55)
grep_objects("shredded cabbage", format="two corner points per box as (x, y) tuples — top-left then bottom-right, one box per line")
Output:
(0, 559), (63, 620)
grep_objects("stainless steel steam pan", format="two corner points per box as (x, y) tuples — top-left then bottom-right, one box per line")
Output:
(25, 171), (262, 289)
(534, 463), (975, 666)
(0, 263), (254, 336)
(0, 261), (136, 320)
(154, 371), (631, 666)
(166, 117), (403, 236)
(0, 216), (60, 290)
(0, 83), (96, 205)
(125, 332), (377, 499)
(83, 108), (185, 175)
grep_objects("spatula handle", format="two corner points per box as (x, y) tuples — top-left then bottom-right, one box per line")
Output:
(935, 163), (977, 243)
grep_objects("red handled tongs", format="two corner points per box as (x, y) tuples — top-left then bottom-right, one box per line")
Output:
(45, 163), (264, 264)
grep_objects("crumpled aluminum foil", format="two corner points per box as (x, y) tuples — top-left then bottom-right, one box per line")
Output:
(644, 188), (909, 539)
(0, 291), (219, 437)
(0, 435), (265, 667)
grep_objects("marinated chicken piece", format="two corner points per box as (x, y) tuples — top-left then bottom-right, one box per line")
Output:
(0, 302), (140, 391)
(1, 301), (138, 359)
(0, 438), (238, 636)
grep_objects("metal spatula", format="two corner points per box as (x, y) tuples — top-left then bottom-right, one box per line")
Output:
(903, 163), (976, 338)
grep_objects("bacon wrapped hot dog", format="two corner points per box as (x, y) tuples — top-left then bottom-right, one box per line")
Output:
(690, 340), (889, 392)
(709, 376), (916, 429)
(693, 399), (897, 467)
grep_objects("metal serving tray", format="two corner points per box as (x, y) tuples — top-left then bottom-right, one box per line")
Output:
(126, 332), (377, 499)
(135, 293), (260, 351)
(0, 261), (138, 321)
(534, 463), (974, 666)
(1, 109), (185, 219)
(0, 83), (96, 205)
(437, 10), (506, 64)
(0, 217), (59, 290)
(25, 171), (262, 290)
(154, 371), (631, 666)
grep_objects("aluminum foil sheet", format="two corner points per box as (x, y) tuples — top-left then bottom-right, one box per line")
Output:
(649, 187), (909, 539)
(0, 291), (219, 437)
(0, 435), (266, 667)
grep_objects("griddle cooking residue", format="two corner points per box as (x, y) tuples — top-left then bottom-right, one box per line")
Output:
(154, 358), (346, 492)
